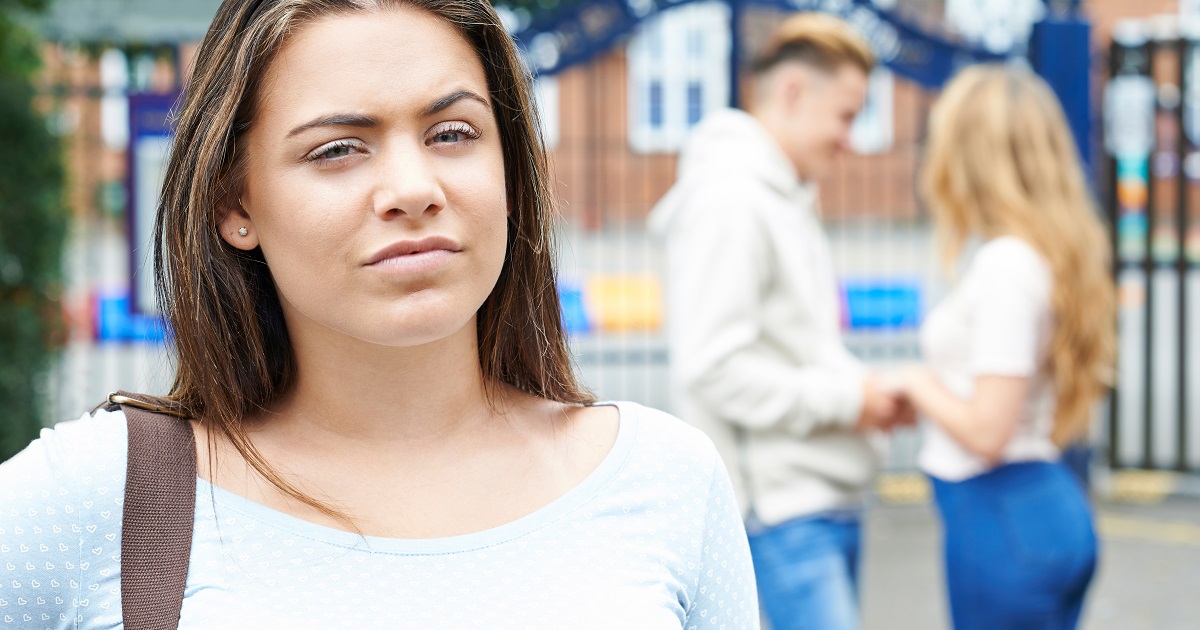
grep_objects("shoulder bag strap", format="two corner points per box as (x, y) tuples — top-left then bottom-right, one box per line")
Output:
(109, 390), (197, 630)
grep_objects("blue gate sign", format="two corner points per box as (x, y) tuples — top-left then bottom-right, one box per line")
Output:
(842, 278), (922, 330)
(127, 93), (178, 317)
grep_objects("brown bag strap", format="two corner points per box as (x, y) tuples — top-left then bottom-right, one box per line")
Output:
(109, 391), (197, 630)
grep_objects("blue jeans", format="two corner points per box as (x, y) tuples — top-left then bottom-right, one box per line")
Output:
(746, 511), (861, 630)
(931, 461), (1098, 630)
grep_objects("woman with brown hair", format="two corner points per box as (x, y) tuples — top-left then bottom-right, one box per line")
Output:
(0, 0), (757, 626)
(893, 64), (1115, 629)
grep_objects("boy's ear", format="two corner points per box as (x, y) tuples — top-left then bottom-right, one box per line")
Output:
(217, 195), (259, 250)
(780, 65), (809, 110)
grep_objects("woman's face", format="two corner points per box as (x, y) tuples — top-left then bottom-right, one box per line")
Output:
(222, 6), (508, 348)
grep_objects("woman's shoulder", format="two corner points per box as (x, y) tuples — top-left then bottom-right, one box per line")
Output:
(611, 401), (722, 471)
(967, 236), (1052, 293)
(0, 407), (129, 488)
(973, 236), (1050, 274)
(0, 409), (129, 625)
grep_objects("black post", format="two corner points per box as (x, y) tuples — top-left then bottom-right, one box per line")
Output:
(1178, 39), (1191, 472)
(728, 0), (741, 109)
(1106, 38), (1121, 469)
(1143, 38), (1157, 470)
(1107, 35), (1155, 469)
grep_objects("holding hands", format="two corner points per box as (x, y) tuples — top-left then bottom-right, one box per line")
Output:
(855, 373), (917, 433)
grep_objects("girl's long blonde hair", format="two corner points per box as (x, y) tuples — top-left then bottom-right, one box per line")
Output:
(920, 64), (1116, 445)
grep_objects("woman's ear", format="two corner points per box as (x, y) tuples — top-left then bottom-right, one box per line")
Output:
(217, 195), (260, 250)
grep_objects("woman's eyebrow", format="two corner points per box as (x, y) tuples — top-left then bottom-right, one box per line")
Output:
(285, 92), (489, 138)
(423, 90), (491, 116)
(287, 113), (378, 138)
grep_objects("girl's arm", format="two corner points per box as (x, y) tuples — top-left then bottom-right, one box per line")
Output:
(899, 368), (1029, 463)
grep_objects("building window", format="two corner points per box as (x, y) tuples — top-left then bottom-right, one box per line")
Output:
(533, 75), (559, 149)
(849, 69), (894, 155)
(686, 82), (703, 127)
(686, 28), (705, 59)
(647, 27), (664, 60)
(649, 81), (665, 128)
(627, 2), (729, 153)
(945, 0), (1043, 53)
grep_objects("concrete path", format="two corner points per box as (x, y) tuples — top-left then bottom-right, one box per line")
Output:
(860, 497), (1200, 630)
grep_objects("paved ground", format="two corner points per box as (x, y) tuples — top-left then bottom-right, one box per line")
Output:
(860, 494), (1200, 630)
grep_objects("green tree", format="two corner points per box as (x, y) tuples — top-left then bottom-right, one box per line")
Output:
(0, 0), (68, 461)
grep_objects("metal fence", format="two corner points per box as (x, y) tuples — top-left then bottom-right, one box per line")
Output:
(34, 5), (944, 472)
(1105, 26), (1200, 473)
(40, 4), (1168, 479)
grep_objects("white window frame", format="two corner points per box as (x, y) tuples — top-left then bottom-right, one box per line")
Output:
(945, 0), (1043, 54)
(533, 75), (560, 150)
(850, 68), (894, 155)
(627, 2), (730, 153)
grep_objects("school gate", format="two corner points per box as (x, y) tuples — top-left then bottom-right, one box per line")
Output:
(1105, 24), (1200, 476)
(507, 0), (1097, 472)
(30, 0), (1158, 476)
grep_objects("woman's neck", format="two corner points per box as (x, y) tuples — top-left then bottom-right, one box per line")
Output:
(258, 318), (502, 448)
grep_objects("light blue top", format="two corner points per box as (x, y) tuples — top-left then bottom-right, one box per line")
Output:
(0, 401), (758, 629)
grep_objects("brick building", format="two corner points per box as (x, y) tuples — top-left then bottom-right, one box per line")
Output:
(33, 0), (1182, 229)
(541, 0), (1183, 229)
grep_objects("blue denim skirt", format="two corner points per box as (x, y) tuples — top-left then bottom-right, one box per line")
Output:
(930, 460), (1098, 630)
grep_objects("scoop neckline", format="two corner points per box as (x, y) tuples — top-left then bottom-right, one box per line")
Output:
(192, 400), (636, 556)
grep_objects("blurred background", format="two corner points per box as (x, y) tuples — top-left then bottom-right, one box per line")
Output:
(0, 0), (1198, 627)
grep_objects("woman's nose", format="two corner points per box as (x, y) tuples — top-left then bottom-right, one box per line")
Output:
(372, 144), (447, 220)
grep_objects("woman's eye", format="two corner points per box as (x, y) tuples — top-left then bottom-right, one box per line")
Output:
(307, 141), (363, 162)
(320, 144), (354, 159)
(428, 124), (481, 145)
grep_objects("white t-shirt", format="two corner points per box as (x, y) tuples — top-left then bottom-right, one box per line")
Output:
(918, 237), (1060, 481)
(0, 401), (759, 629)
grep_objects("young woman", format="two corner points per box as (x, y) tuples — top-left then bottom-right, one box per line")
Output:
(894, 65), (1115, 629)
(0, 0), (758, 627)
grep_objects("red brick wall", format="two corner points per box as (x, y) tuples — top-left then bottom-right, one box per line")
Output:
(37, 0), (1158, 229)
(550, 50), (678, 229)
(545, 1), (1180, 229)
(547, 44), (932, 228)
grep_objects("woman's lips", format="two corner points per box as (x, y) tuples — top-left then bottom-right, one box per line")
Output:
(366, 248), (456, 274)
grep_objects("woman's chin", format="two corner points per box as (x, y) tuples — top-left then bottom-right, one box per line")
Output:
(345, 313), (478, 350)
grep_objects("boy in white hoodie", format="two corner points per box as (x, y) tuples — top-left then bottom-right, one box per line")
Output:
(649, 13), (912, 630)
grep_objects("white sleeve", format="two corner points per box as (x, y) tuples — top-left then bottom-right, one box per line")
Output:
(683, 456), (760, 630)
(967, 240), (1052, 377)
(665, 185), (865, 434)
(0, 412), (127, 629)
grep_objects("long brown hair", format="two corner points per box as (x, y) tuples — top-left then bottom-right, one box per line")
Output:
(920, 64), (1116, 445)
(151, 0), (593, 518)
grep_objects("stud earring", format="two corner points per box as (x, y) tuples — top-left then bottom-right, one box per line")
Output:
(238, 227), (248, 237)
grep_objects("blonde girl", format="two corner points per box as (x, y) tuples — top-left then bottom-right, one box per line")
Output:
(895, 64), (1115, 629)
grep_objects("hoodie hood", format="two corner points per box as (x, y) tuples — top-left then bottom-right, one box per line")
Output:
(648, 108), (807, 236)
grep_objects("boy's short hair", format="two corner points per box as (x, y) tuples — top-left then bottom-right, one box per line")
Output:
(751, 13), (875, 76)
